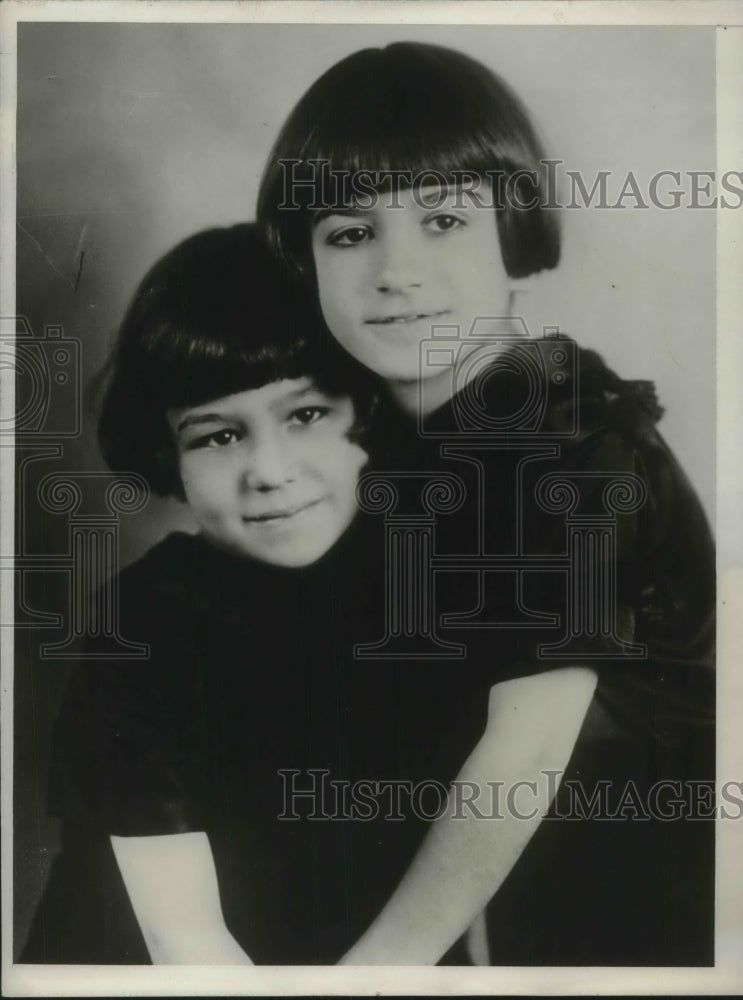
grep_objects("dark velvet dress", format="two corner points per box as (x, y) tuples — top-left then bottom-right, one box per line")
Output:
(22, 341), (714, 966)
(21, 520), (499, 964)
(363, 338), (715, 965)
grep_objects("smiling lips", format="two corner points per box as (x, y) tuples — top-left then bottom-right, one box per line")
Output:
(242, 498), (323, 525)
(366, 310), (449, 326)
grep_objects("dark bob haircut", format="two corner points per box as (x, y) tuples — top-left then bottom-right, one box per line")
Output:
(98, 224), (375, 497)
(257, 42), (560, 280)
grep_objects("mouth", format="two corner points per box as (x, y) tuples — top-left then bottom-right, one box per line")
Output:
(242, 498), (324, 526)
(365, 310), (449, 326)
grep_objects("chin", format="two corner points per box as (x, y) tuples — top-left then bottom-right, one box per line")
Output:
(259, 547), (330, 568)
(373, 360), (425, 383)
(258, 534), (340, 568)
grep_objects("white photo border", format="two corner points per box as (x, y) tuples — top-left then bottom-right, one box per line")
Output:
(1, 2), (742, 996)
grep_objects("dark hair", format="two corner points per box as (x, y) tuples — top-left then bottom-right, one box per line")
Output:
(257, 42), (560, 280)
(98, 224), (375, 496)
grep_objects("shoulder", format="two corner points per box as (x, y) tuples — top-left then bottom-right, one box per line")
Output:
(532, 341), (699, 504)
(532, 338), (665, 445)
(575, 348), (709, 528)
(543, 343), (711, 534)
(78, 532), (230, 668)
(470, 338), (685, 501)
(455, 337), (665, 454)
(112, 531), (256, 626)
(91, 533), (199, 640)
(58, 540), (213, 782)
(117, 531), (205, 595)
(92, 532), (274, 667)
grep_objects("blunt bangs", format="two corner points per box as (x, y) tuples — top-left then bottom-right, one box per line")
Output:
(257, 42), (560, 280)
(128, 293), (319, 413)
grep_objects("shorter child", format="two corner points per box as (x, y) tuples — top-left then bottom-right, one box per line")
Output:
(20, 224), (379, 964)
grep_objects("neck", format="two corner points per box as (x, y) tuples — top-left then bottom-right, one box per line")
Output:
(385, 341), (501, 418)
(385, 367), (455, 417)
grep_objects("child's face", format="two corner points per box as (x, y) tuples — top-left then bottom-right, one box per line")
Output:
(167, 378), (367, 567)
(311, 182), (513, 388)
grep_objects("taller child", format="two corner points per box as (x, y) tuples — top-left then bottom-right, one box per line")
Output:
(257, 42), (715, 966)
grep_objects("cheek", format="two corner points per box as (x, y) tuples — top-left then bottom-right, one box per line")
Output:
(313, 253), (336, 302)
(314, 252), (361, 324)
(315, 440), (367, 498)
(179, 458), (230, 518)
(341, 443), (369, 493)
(343, 445), (369, 509)
(317, 275), (350, 333)
(177, 458), (197, 501)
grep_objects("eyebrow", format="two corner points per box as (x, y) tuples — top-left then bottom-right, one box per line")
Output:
(311, 182), (469, 227)
(174, 412), (229, 434)
(312, 206), (368, 226)
(271, 385), (323, 405)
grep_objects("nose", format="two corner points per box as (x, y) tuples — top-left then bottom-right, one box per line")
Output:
(374, 229), (424, 294)
(241, 431), (298, 491)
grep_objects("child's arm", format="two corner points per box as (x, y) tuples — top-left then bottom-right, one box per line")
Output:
(111, 831), (254, 964)
(338, 665), (598, 966)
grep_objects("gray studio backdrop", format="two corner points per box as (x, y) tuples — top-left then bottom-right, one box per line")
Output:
(14, 22), (715, 956)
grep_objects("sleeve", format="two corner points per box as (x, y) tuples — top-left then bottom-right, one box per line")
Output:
(51, 580), (210, 838)
(592, 401), (715, 738)
(531, 379), (715, 739)
(473, 360), (714, 743)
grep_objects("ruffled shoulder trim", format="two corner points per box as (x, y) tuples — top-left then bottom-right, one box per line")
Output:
(580, 347), (665, 424)
(554, 344), (666, 443)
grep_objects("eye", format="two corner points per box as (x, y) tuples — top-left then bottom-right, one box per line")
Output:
(425, 213), (465, 234)
(190, 428), (240, 450)
(288, 406), (331, 427)
(325, 225), (373, 248)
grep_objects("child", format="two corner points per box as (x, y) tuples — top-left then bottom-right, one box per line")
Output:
(20, 223), (387, 964)
(26, 221), (550, 967)
(256, 42), (716, 965)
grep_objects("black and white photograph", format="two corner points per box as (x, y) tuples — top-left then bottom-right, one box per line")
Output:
(2, 1), (742, 995)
